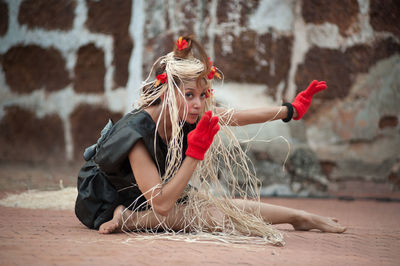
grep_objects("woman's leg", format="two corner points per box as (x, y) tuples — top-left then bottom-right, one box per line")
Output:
(99, 199), (347, 234)
(99, 204), (189, 234)
(232, 199), (346, 233)
(99, 203), (228, 234)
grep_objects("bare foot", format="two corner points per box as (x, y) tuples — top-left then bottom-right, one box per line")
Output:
(99, 205), (125, 234)
(292, 211), (347, 233)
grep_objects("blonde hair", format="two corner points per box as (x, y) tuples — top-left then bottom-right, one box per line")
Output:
(128, 35), (284, 246)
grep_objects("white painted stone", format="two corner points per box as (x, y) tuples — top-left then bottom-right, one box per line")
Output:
(106, 88), (129, 114)
(214, 82), (274, 108)
(260, 184), (293, 196)
(285, 1), (309, 101)
(128, 0), (145, 111)
(357, 0), (370, 15)
(214, 82), (292, 160)
(206, 0), (219, 61)
(249, 0), (295, 33)
(307, 23), (341, 49)
(308, 56), (400, 180)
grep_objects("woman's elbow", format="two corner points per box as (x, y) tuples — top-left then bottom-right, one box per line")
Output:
(152, 203), (171, 217)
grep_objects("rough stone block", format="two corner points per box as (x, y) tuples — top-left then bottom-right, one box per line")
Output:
(179, 0), (201, 36)
(141, 0), (213, 74)
(295, 38), (400, 100)
(18, 0), (76, 30)
(74, 43), (105, 93)
(379, 115), (398, 129)
(217, 0), (259, 26)
(295, 47), (351, 99)
(70, 104), (122, 161)
(1, 45), (70, 93)
(370, 0), (400, 38)
(287, 147), (328, 189)
(0, 106), (65, 163)
(320, 161), (336, 179)
(86, 0), (133, 89)
(302, 0), (359, 35)
(214, 31), (293, 96)
(142, 32), (174, 76)
(0, 0), (8, 36)
(388, 162), (400, 190)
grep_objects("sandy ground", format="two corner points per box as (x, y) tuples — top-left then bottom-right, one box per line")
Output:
(1, 197), (399, 266)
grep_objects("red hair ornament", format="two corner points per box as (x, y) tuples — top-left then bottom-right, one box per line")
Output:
(207, 58), (221, 80)
(154, 73), (167, 87)
(206, 58), (221, 98)
(176, 37), (188, 51)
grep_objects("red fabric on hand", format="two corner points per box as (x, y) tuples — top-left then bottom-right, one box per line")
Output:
(292, 80), (327, 120)
(186, 111), (220, 160)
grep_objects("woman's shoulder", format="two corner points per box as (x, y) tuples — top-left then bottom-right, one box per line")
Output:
(93, 109), (156, 170)
(112, 109), (156, 136)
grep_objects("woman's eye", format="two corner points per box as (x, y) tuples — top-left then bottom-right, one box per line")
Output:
(200, 93), (206, 98)
(185, 93), (193, 98)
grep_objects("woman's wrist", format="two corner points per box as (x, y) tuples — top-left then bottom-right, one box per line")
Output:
(185, 155), (201, 164)
(281, 103), (294, 122)
(293, 107), (298, 119)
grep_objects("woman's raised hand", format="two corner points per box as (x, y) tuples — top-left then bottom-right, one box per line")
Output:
(292, 80), (327, 120)
(186, 111), (220, 160)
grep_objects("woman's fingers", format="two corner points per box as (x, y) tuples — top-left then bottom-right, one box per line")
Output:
(307, 80), (327, 95)
(196, 111), (212, 131)
(200, 112), (220, 139)
(208, 116), (219, 129)
(309, 80), (319, 89)
(315, 81), (327, 92)
(210, 124), (220, 138)
(207, 116), (220, 136)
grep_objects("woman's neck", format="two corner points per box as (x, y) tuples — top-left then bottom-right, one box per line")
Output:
(144, 105), (172, 142)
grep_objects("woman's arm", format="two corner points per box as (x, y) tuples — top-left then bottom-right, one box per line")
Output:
(215, 106), (298, 126)
(128, 111), (220, 217)
(215, 80), (327, 126)
(128, 140), (199, 216)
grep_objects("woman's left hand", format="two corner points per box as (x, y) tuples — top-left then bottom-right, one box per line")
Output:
(292, 80), (327, 120)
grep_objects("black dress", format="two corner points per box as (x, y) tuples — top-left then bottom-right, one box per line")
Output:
(75, 109), (196, 229)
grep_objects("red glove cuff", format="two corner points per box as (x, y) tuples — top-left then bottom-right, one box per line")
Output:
(186, 144), (206, 160)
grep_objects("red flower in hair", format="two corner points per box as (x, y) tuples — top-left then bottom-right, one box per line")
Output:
(157, 73), (167, 83)
(205, 88), (214, 98)
(176, 36), (188, 51)
(155, 73), (167, 87)
(207, 58), (221, 80)
(208, 67), (217, 80)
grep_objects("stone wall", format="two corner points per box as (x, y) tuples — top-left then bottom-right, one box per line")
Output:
(0, 0), (399, 195)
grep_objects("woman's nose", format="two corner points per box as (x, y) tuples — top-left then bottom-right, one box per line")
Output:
(192, 97), (201, 108)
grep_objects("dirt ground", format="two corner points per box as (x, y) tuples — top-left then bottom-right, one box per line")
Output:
(1, 197), (399, 266)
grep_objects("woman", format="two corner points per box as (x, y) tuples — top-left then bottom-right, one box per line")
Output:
(75, 35), (346, 245)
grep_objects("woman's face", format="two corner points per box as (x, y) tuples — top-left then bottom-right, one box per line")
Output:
(177, 80), (207, 124)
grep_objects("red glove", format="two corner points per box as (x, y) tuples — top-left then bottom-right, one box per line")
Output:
(186, 111), (220, 160)
(292, 80), (327, 120)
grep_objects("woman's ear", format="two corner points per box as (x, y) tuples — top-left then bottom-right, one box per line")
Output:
(160, 92), (165, 102)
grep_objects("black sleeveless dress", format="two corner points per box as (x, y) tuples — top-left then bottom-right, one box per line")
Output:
(75, 109), (196, 229)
